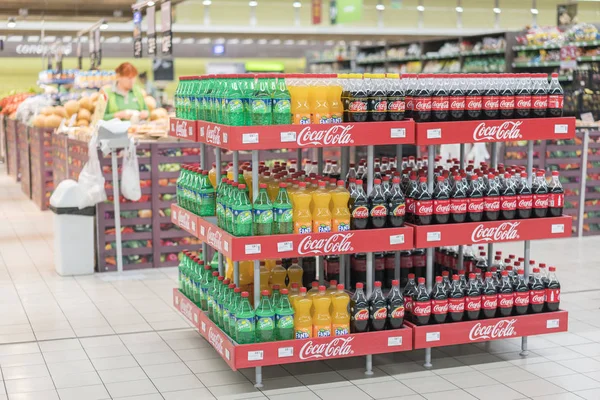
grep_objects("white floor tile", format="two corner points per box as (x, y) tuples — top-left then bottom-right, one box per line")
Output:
(151, 374), (204, 392)
(105, 379), (159, 398)
(57, 384), (111, 400)
(98, 367), (148, 384)
(2, 364), (49, 380)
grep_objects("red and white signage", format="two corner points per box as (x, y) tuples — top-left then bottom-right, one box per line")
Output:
(170, 206), (199, 237)
(169, 118), (199, 141)
(406, 310), (568, 349)
(415, 117), (575, 145)
(410, 215), (572, 248)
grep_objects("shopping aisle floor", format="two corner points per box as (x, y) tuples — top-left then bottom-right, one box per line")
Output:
(1, 168), (600, 400)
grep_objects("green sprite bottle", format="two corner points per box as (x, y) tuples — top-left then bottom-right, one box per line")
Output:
(217, 278), (230, 328)
(181, 77), (192, 120)
(225, 76), (245, 126)
(191, 256), (201, 306)
(178, 251), (188, 293)
(240, 74), (255, 125)
(214, 276), (225, 324)
(216, 177), (227, 228)
(210, 251), (219, 272)
(198, 170), (216, 216)
(193, 76), (204, 121)
(199, 265), (212, 312)
(251, 74), (272, 126)
(229, 288), (242, 340)
(255, 290), (276, 343)
(235, 291), (255, 344)
(222, 283), (235, 335)
(174, 77), (183, 118)
(225, 182), (239, 234)
(253, 183), (273, 236)
(194, 260), (205, 308)
(204, 75), (215, 122)
(271, 285), (281, 309)
(272, 74), (292, 125)
(211, 76), (221, 123)
(232, 184), (253, 237)
(189, 168), (200, 215)
(207, 271), (220, 321)
(276, 288), (295, 340)
(176, 166), (185, 208)
(273, 182), (293, 234)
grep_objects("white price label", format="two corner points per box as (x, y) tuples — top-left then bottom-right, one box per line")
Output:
(191, 221), (196, 232)
(224, 241), (229, 251)
(223, 132), (228, 143)
(245, 244), (261, 255)
(427, 128), (442, 139)
(426, 332), (441, 342)
(201, 321), (206, 332)
(242, 133), (259, 144)
(200, 226), (205, 236)
(225, 349), (230, 360)
(551, 224), (565, 234)
(193, 314), (198, 323)
(280, 131), (297, 142)
(427, 232), (441, 242)
(172, 210), (177, 219)
(278, 347), (294, 358)
(388, 336), (403, 347)
(389, 234), (405, 245)
(277, 241), (293, 253)
(175, 297), (179, 305)
(248, 350), (264, 361)
(546, 319), (560, 329)
(199, 127), (205, 137)
(391, 128), (406, 138)
(554, 124), (569, 134)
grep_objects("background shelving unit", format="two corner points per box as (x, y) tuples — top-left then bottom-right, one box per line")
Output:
(18, 123), (30, 199)
(52, 134), (67, 187)
(29, 127), (54, 210)
(5, 119), (20, 181)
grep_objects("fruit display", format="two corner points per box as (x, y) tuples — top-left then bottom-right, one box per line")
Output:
(0, 92), (34, 118)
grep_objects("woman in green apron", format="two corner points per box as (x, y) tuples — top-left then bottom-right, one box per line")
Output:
(102, 62), (149, 120)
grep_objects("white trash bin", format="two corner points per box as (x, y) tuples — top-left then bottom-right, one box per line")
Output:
(50, 180), (96, 276)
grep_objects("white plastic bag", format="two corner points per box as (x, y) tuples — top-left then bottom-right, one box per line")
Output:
(121, 138), (141, 201)
(77, 134), (107, 208)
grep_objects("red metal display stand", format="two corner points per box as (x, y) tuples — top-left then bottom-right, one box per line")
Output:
(171, 204), (414, 261)
(405, 310), (568, 349)
(173, 289), (413, 371)
(169, 118), (199, 142)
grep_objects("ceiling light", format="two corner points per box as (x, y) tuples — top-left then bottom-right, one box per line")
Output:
(7, 17), (16, 28)
(147, 1), (155, 6)
(249, 1), (258, 6)
(100, 21), (108, 30)
(416, 5), (425, 11)
(455, 6), (463, 12)
(242, 38), (254, 44)
(293, 1), (301, 8)
(530, 8), (539, 14)
(203, 0), (212, 5)
(258, 38), (267, 44)
(215, 37), (225, 44)
(284, 39), (295, 45)
(197, 37), (211, 44)
(270, 39), (281, 45)
(493, 7), (501, 13)
(227, 38), (240, 44)
(376, 4), (385, 10)
(297, 39), (308, 45)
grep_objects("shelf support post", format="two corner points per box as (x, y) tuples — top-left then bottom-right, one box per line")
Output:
(111, 150), (124, 273)
(251, 149), (263, 388)
(579, 130), (589, 237)
(365, 144), (374, 376)
(215, 148), (224, 275)
(424, 145), (435, 369)
(520, 140), (534, 357)
(395, 144), (403, 281)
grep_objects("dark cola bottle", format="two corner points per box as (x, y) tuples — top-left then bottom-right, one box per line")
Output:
(547, 73), (564, 117)
(464, 246), (476, 275)
(482, 74), (500, 120)
(481, 272), (498, 319)
(514, 73), (532, 119)
(351, 179), (369, 229)
(459, 271), (468, 293)
(412, 277), (431, 325)
(464, 273), (482, 321)
(369, 281), (388, 331)
(548, 171), (564, 217)
(432, 74), (450, 122)
(545, 266), (561, 312)
(465, 74), (483, 120)
(348, 75), (368, 122)
(387, 280), (405, 329)
(387, 73), (405, 121)
(484, 173), (500, 221)
(413, 74), (432, 123)
(403, 273), (417, 316)
(369, 74), (388, 122)
(351, 253), (366, 289)
(499, 73), (515, 119)
(374, 252), (385, 283)
(449, 74), (465, 121)
(400, 251), (413, 287)
(513, 270), (529, 315)
(500, 172), (517, 220)
(442, 271), (452, 295)
(475, 251), (489, 276)
(529, 268), (545, 314)
(467, 174), (484, 222)
(516, 172), (533, 219)
(369, 179), (388, 229)
(450, 174), (468, 223)
(350, 282), (369, 333)
(430, 276), (448, 324)
(405, 173), (418, 224)
(404, 74), (415, 120)
(413, 248), (426, 279)
(497, 270), (514, 317)
(325, 255), (340, 282)
(448, 275), (465, 322)
(387, 177), (406, 227)
(414, 176), (433, 225)
(433, 176), (450, 225)
(532, 170), (549, 218)
(530, 73), (548, 119)
(384, 252), (395, 289)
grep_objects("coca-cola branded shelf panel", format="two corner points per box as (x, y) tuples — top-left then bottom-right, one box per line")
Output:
(169, 118), (199, 142)
(173, 289), (413, 371)
(406, 310), (568, 349)
(409, 216), (572, 248)
(415, 117), (576, 145)
(189, 119), (415, 151)
(171, 205), (414, 261)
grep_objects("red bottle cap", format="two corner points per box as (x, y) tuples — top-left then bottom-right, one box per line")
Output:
(374, 281), (382, 287)
(356, 282), (364, 289)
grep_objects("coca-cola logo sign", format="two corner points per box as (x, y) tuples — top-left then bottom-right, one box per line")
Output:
(516, 99), (531, 108)
(498, 296), (514, 308)
(299, 337), (355, 360)
(208, 327), (224, 355)
(432, 303), (448, 314)
(414, 100), (432, 111)
(412, 303), (431, 315)
(482, 299), (497, 309)
(298, 233), (354, 255)
(179, 299), (194, 322)
(434, 203), (451, 214)
(514, 293), (529, 306)
(178, 211), (191, 231)
(474, 121), (523, 142)
(297, 125), (354, 147)
(517, 197), (532, 208)
(469, 319), (517, 341)
(471, 222), (520, 243)
(531, 293), (545, 304)
(206, 125), (222, 145)
(533, 100), (547, 108)
(206, 228), (223, 252)
(373, 308), (387, 319)
(499, 99), (514, 109)
(417, 204), (433, 215)
(450, 100), (465, 110)
(484, 99), (499, 109)
(174, 120), (191, 138)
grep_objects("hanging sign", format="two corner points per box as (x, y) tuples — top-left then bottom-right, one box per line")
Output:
(95, 29), (102, 66)
(312, 0), (322, 24)
(133, 10), (143, 58)
(147, 5), (157, 56)
(89, 31), (96, 68)
(77, 39), (82, 69)
(161, 1), (172, 55)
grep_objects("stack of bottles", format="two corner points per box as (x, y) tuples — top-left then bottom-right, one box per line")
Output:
(176, 165), (216, 216)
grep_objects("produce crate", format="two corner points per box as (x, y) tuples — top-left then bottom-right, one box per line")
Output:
(5, 118), (19, 181)
(18, 122), (30, 197)
(52, 134), (68, 187)
(501, 140), (546, 169)
(67, 138), (88, 180)
(583, 128), (600, 236)
(0, 115), (6, 164)
(29, 127), (54, 210)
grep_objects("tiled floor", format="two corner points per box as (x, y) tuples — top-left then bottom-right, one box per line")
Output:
(1, 166), (600, 400)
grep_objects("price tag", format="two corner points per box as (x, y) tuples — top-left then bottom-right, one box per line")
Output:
(175, 297), (179, 305)
(554, 124), (569, 134)
(248, 350), (264, 361)
(427, 232), (441, 242)
(389, 234), (405, 245)
(426, 332), (440, 342)
(225, 349), (230, 360)
(278, 347), (294, 358)
(280, 131), (296, 142)
(172, 210), (177, 219)
(388, 336), (403, 347)
(277, 241), (293, 253)
(199, 126), (205, 137)
(201, 321), (206, 332)
(551, 224), (565, 234)
(391, 128), (406, 138)
(242, 133), (259, 144)
(191, 221), (196, 233)
(245, 244), (261, 255)
(223, 132), (228, 143)
(427, 128), (442, 139)
(581, 112), (595, 123)
(547, 319), (560, 329)
(193, 314), (198, 324)
(224, 241), (229, 251)
(200, 226), (205, 236)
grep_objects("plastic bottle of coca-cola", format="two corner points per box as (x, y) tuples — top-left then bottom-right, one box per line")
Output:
(369, 74), (388, 122)
(480, 272), (498, 319)
(499, 172), (517, 220)
(532, 170), (549, 218)
(387, 280), (405, 329)
(388, 177), (406, 227)
(459, 270), (468, 292)
(432, 74), (450, 122)
(413, 248), (426, 279)
(484, 173), (500, 221)
(531, 73), (549, 118)
(387, 74), (406, 121)
(412, 277), (431, 325)
(350, 282), (369, 333)
(497, 270), (514, 317)
(513, 269), (529, 315)
(516, 172), (532, 219)
(369, 281), (388, 330)
(403, 273), (417, 316)
(414, 176), (433, 225)
(400, 251), (413, 287)
(350, 179), (369, 229)
(475, 251), (489, 275)
(514, 73), (532, 118)
(433, 176), (450, 224)
(348, 74), (369, 122)
(441, 271), (452, 295)
(499, 73), (515, 119)
(465, 273), (482, 320)
(545, 266), (561, 312)
(465, 74), (483, 120)
(528, 268), (545, 314)
(547, 73), (564, 117)
(381, 176), (391, 199)
(448, 275), (464, 322)
(482, 74), (500, 120)
(430, 276), (448, 324)
(548, 171), (564, 217)
(413, 74), (432, 122)
(467, 174), (484, 222)
(403, 74), (415, 120)
(369, 179), (388, 229)
(450, 174), (468, 223)
(405, 172), (418, 223)
(449, 74), (465, 121)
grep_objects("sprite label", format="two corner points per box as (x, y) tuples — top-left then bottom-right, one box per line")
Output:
(253, 209), (273, 223)
(234, 210), (252, 225)
(252, 99), (270, 114)
(235, 317), (255, 344)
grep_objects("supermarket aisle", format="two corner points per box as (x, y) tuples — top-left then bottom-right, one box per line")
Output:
(0, 167), (600, 400)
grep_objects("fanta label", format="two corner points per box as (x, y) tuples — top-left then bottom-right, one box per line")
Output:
(313, 221), (332, 233)
(314, 326), (332, 337)
(333, 324), (350, 336)
(295, 222), (312, 234)
(333, 219), (351, 232)
(295, 328), (311, 339)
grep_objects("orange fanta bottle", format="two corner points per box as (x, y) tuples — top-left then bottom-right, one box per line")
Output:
(310, 74), (331, 124)
(312, 181), (332, 233)
(312, 285), (332, 337)
(293, 182), (312, 234)
(327, 74), (343, 123)
(293, 287), (312, 339)
(291, 74), (311, 125)
(331, 284), (350, 336)
(270, 260), (287, 290)
(287, 258), (303, 288)
(331, 180), (351, 232)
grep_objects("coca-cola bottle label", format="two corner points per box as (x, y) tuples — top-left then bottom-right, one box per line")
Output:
(401, 256), (413, 269)
(548, 95), (564, 109)
(448, 297), (465, 313)
(435, 250), (443, 266)
(464, 259), (474, 274)
(351, 257), (367, 272)
(517, 194), (533, 209)
(468, 197), (485, 213)
(548, 193), (564, 208)
(532, 194), (549, 209)
(349, 100), (368, 113)
(482, 96), (500, 111)
(353, 309), (369, 321)
(412, 301), (431, 317)
(405, 96), (413, 111)
(352, 205), (369, 219)
(498, 293), (514, 309)
(390, 306), (405, 319)
(515, 95), (531, 110)
(450, 97), (465, 111)
(529, 289), (545, 305)
(481, 294), (498, 310)
(413, 254), (426, 267)
(392, 204), (406, 217)
(514, 291), (530, 307)
(384, 256), (395, 271)
(372, 307), (388, 320)
(431, 299), (449, 314)
(414, 97), (432, 112)
(545, 288), (560, 303)
(466, 96), (482, 110)
(415, 200), (433, 216)
(432, 96), (449, 111)
(433, 199), (450, 215)
(406, 198), (415, 214)
(531, 95), (548, 109)
(450, 198), (468, 214)
(370, 204), (388, 218)
(404, 296), (413, 313)
(375, 257), (385, 272)
(484, 197), (501, 212)
(465, 295), (481, 312)
(500, 196), (517, 211)
(388, 100), (406, 112)
(370, 99), (388, 112)
(499, 96), (515, 110)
